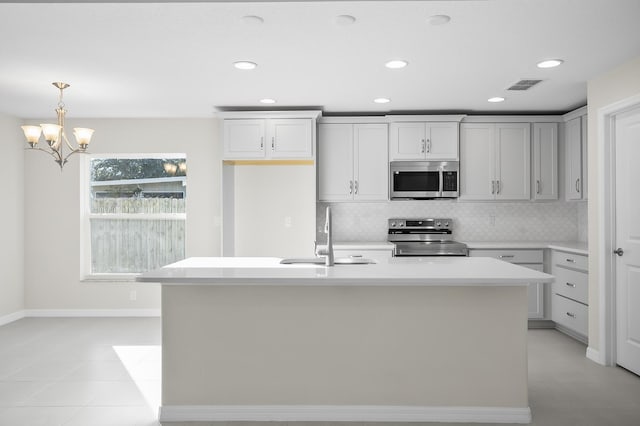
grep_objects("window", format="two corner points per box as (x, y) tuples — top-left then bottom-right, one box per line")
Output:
(81, 154), (187, 279)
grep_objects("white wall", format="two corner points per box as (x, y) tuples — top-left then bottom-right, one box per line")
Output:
(233, 164), (316, 258)
(0, 113), (25, 321)
(587, 55), (640, 351)
(23, 118), (221, 311)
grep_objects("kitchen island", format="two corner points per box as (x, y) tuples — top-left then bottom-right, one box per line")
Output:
(138, 256), (553, 424)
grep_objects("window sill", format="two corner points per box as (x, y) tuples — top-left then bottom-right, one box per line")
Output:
(81, 274), (141, 283)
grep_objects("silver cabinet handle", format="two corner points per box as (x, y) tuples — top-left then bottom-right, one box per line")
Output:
(536, 180), (541, 194)
(576, 178), (580, 193)
(614, 248), (624, 256)
(354, 180), (359, 194)
(349, 180), (353, 194)
(421, 139), (426, 154)
(565, 258), (576, 263)
(426, 139), (431, 153)
(496, 180), (501, 194)
(565, 282), (576, 288)
(566, 312), (576, 318)
(491, 180), (495, 194)
(260, 136), (264, 150)
(499, 254), (515, 259)
(271, 137), (275, 151)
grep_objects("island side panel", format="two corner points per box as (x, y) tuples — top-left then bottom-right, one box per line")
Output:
(161, 283), (528, 408)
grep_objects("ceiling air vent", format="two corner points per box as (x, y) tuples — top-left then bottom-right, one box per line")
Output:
(507, 79), (543, 91)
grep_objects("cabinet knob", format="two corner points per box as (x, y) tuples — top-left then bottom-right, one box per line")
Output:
(614, 248), (624, 257)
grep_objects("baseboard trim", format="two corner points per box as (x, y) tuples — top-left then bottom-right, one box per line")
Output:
(586, 346), (605, 365)
(24, 309), (161, 317)
(554, 323), (588, 345)
(159, 405), (532, 423)
(0, 310), (26, 326)
(528, 319), (555, 329)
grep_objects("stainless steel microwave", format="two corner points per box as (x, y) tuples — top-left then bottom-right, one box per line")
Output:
(390, 161), (459, 199)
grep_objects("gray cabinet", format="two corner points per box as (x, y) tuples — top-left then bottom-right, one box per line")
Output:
(551, 250), (588, 342)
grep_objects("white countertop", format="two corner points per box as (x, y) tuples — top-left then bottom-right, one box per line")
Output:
(138, 256), (553, 286)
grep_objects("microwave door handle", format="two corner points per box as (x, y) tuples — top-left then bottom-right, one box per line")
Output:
(438, 169), (443, 196)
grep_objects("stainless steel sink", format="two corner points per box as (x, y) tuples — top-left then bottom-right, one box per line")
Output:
(280, 257), (376, 265)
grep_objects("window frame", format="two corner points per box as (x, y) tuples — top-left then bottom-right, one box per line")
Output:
(80, 153), (187, 281)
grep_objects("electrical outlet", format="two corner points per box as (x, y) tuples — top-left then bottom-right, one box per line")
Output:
(129, 290), (137, 301)
(284, 216), (292, 228)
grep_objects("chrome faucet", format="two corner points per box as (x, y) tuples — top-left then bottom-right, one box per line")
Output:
(315, 206), (334, 266)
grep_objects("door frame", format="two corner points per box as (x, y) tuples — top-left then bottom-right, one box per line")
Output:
(595, 92), (640, 366)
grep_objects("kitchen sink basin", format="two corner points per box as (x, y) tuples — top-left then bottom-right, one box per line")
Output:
(280, 257), (376, 265)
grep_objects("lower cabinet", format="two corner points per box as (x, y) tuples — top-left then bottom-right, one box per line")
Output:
(468, 249), (544, 319)
(551, 250), (588, 342)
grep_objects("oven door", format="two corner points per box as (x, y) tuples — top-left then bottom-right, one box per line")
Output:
(390, 162), (440, 199)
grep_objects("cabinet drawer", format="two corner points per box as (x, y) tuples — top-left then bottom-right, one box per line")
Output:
(469, 249), (543, 264)
(552, 294), (588, 337)
(333, 249), (393, 261)
(552, 250), (588, 272)
(552, 266), (588, 304)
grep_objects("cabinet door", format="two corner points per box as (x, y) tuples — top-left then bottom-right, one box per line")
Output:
(223, 119), (265, 158)
(425, 122), (459, 160)
(318, 124), (354, 201)
(581, 116), (588, 200)
(522, 264), (545, 319)
(533, 123), (558, 200)
(389, 122), (426, 160)
(354, 124), (389, 201)
(459, 123), (495, 200)
(268, 119), (313, 159)
(495, 123), (530, 200)
(565, 117), (583, 200)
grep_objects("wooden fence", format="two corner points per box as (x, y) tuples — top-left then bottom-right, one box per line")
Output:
(90, 198), (186, 274)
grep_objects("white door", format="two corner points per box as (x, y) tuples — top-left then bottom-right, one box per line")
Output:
(495, 123), (531, 200)
(459, 123), (495, 200)
(223, 119), (265, 158)
(354, 124), (388, 201)
(389, 122), (426, 160)
(533, 123), (558, 200)
(318, 123), (354, 201)
(615, 105), (640, 375)
(268, 119), (313, 159)
(425, 122), (459, 160)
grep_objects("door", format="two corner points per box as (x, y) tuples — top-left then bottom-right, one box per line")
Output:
(615, 105), (640, 375)
(389, 122), (426, 160)
(268, 119), (313, 158)
(533, 123), (558, 200)
(354, 124), (388, 201)
(495, 123), (530, 200)
(223, 119), (265, 158)
(459, 123), (495, 200)
(566, 117), (583, 200)
(318, 123), (354, 201)
(425, 122), (459, 160)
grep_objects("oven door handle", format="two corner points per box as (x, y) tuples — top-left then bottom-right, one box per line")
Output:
(438, 169), (443, 196)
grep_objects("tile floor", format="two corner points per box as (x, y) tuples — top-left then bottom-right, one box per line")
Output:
(1, 317), (639, 426)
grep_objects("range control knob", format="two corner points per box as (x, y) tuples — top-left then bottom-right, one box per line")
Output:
(444, 221), (450, 227)
(436, 221), (442, 227)
(390, 221), (396, 228)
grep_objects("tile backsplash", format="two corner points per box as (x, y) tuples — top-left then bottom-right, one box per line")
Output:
(317, 200), (585, 243)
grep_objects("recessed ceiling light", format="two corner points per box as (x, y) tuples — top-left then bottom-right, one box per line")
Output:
(537, 59), (564, 69)
(241, 15), (264, 25)
(233, 61), (257, 70)
(332, 15), (356, 26)
(428, 14), (451, 26)
(488, 97), (505, 103)
(385, 60), (408, 69)
(260, 98), (276, 104)
(374, 98), (391, 104)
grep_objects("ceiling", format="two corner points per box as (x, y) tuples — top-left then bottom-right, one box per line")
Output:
(1, 0), (639, 118)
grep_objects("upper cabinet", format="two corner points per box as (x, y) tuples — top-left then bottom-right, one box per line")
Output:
(219, 111), (321, 160)
(565, 108), (588, 201)
(532, 123), (559, 200)
(459, 123), (531, 200)
(389, 121), (459, 160)
(318, 122), (388, 202)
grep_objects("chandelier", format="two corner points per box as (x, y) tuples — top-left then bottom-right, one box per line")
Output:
(21, 82), (95, 170)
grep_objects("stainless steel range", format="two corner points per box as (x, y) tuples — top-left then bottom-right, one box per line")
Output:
(388, 218), (468, 257)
